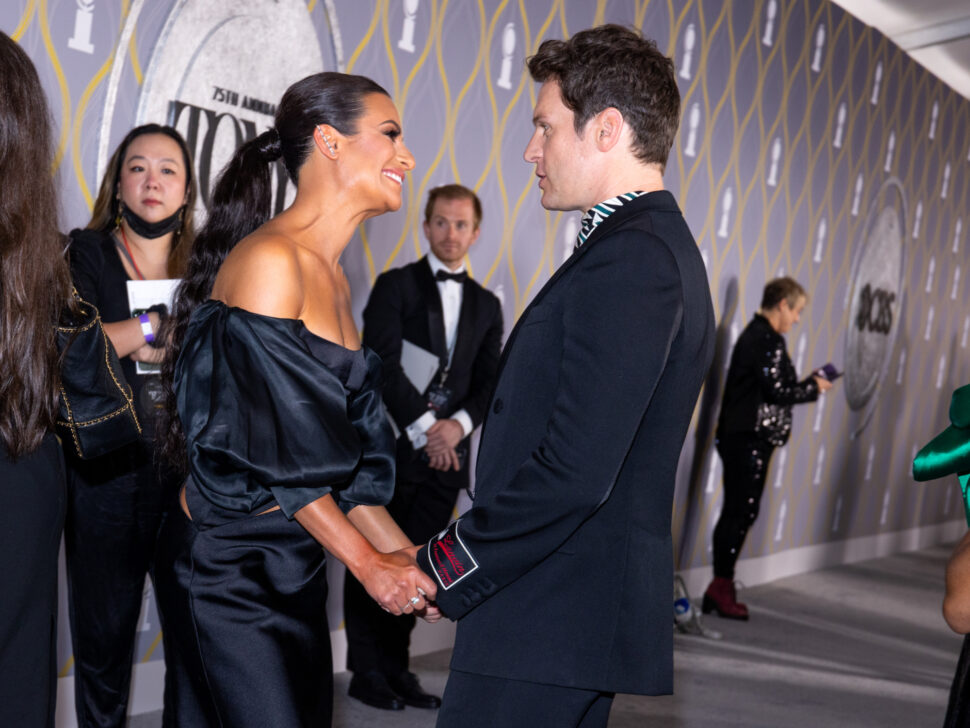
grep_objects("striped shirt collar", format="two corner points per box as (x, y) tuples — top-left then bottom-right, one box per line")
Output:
(575, 191), (648, 249)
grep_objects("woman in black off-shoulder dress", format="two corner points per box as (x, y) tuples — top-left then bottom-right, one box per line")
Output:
(154, 73), (438, 727)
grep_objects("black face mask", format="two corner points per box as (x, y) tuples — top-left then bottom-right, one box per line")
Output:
(121, 203), (183, 239)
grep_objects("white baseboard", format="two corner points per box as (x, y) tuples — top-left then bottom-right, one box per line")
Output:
(676, 518), (966, 599)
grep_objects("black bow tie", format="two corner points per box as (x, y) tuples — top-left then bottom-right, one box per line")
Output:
(435, 269), (467, 283)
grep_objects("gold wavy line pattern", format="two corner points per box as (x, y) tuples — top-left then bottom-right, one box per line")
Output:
(11, 0), (35, 40)
(71, 55), (114, 210)
(37, 0), (71, 172)
(4, 0), (969, 671)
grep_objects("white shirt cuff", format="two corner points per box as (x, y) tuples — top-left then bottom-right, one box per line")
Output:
(452, 409), (474, 439)
(406, 410), (437, 449)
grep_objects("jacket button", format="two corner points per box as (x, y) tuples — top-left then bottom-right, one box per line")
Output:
(493, 398), (504, 414)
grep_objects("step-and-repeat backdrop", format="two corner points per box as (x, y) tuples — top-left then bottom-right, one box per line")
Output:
(4, 0), (969, 702)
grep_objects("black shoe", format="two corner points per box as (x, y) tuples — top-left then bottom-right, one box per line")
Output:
(387, 671), (442, 709)
(348, 670), (405, 711)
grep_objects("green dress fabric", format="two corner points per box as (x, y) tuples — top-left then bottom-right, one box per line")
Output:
(913, 383), (970, 526)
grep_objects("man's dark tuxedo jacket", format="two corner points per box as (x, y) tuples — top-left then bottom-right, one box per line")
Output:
(416, 191), (716, 695)
(362, 257), (503, 488)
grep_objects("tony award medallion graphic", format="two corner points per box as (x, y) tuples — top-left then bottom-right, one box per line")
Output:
(100, 0), (341, 219)
(844, 178), (906, 436)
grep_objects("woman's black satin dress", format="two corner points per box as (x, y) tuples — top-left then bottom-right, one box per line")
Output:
(154, 301), (395, 727)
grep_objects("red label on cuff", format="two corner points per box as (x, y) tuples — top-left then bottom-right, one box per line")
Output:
(427, 520), (478, 590)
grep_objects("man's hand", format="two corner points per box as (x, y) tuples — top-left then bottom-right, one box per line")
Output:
(417, 603), (444, 623)
(424, 419), (464, 471)
(426, 448), (461, 471)
(425, 418), (464, 453)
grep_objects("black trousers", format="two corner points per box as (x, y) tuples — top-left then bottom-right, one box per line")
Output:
(711, 433), (774, 579)
(0, 435), (66, 728)
(343, 472), (461, 676)
(436, 670), (615, 728)
(154, 493), (332, 727)
(64, 440), (165, 728)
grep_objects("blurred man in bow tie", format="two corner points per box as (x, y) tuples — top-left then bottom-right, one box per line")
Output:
(343, 184), (503, 712)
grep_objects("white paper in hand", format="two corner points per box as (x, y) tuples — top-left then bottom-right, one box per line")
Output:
(400, 339), (440, 395)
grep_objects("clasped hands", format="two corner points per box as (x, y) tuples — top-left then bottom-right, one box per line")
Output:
(423, 418), (464, 471)
(361, 544), (443, 623)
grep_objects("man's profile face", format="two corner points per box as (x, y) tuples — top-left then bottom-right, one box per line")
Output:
(423, 196), (480, 270)
(524, 81), (596, 212)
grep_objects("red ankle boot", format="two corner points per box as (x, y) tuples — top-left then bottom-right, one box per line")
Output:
(702, 576), (749, 620)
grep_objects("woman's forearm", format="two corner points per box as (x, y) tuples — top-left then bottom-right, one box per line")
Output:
(103, 312), (159, 358)
(294, 493), (380, 576)
(347, 504), (414, 553)
(294, 494), (436, 611)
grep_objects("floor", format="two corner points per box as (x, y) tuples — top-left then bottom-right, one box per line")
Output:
(132, 543), (962, 727)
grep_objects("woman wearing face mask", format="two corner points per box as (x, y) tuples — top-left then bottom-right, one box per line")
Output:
(64, 124), (197, 728)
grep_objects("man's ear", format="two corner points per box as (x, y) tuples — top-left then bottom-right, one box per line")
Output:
(593, 107), (624, 152)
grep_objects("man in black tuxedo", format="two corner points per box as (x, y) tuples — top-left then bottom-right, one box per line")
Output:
(343, 184), (503, 711)
(402, 25), (716, 727)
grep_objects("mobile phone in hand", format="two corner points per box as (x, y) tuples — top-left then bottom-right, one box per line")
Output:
(818, 363), (842, 381)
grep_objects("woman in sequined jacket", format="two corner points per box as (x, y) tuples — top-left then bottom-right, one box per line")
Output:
(703, 277), (832, 620)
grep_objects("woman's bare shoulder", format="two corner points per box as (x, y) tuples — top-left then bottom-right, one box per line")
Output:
(211, 231), (304, 319)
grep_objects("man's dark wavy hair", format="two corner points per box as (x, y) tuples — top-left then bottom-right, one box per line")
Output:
(527, 24), (680, 171)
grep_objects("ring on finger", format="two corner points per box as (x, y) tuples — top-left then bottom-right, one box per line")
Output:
(409, 595), (421, 606)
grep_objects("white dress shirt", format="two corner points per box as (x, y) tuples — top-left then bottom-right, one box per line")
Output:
(405, 252), (474, 449)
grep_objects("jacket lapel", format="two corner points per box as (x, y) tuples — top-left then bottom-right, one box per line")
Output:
(492, 192), (675, 378)
(418, 257), (448, 360)
(451, 280), (478, 371)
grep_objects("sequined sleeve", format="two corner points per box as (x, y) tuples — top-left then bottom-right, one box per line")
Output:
(757, 337), (819, 406)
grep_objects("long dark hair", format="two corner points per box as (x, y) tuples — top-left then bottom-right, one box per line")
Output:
(0, 32), (74, 457)
(88, 123), (198, 277)
(158, 72), (389, 476)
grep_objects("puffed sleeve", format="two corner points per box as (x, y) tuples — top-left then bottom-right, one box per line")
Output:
(175, 302), (394, 519)
(335, 348), (397, 512)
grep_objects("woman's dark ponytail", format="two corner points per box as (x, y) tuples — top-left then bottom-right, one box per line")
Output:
(257, 127), (282, 162)
(157, 128), (280, 475)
